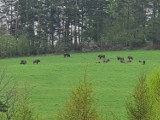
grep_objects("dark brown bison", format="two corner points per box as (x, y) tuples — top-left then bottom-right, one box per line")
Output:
(117, 56), (124, 61)
(103, 59), (110, 63)
(142, 60), (145, 65)
(139, 60), (145, 65)
(33, 59), (40, 64)
(128, 56), (133, 60)
(20, 60), (27, 64)
(98, 54), (105, 59)
(64, 52), (70, 57)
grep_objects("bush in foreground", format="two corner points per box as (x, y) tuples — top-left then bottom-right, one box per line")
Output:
(126, 73), (152, 120)
(57, 73), (98, 120)
(126, 70), (160, 120)
(0, 68), (38, 120)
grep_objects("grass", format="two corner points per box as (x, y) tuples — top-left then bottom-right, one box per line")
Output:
(0, 50), (160, 120)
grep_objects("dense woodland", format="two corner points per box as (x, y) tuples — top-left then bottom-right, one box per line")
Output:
(0, 0), (160, 57)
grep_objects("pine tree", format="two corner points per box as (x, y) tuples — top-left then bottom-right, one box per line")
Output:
(57, 74), (98, 120)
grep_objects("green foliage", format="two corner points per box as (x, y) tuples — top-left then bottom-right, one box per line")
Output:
(0, 35), (31, 57)
(0, 35), (17, 57)
(0, 68), (38, 120)
(10, 85), (38, 120)
(102, 0), (160, 49)
(147, 70), (160, 119)
(126, 73), (152, 120)
(54, 40), (70, 53)
(1, 0), (160, 53)
(0, 68), (9, 115)
(126, 70), (160, 120)
(16, 36), (30, 56)
(146, 18), (160, 47)
(57, 73), (98, 120)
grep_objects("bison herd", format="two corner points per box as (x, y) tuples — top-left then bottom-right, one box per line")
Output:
(19, 52), (146, 65)
(20, 59), (40, 65)
(96, 54), (145, 65)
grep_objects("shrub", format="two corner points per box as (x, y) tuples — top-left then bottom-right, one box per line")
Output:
(126, 73), (152, 120)
(0, 68), (38, 120)
(0, 35), (17, 57)
(147, 70), (160, 120)
(57, 73), (98, 120)
(126, 70), (160, 120)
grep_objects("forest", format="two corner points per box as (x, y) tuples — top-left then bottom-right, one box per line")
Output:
(0, 0), (160, 57)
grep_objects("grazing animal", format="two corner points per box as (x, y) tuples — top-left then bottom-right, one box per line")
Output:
(120, 60), (131, 64)
(117, 56), (124, 61)
(64, 52), (70, 57)
(33, 59), (40, 64)
(139, 60), (145, 65)
(128, 56), (133, 60)
(142, 60), (145, 65)
(103, 59), (110, 63)
(98, 54), (105, 59)
(20, 60), (27, 64)
(95, 61), (100, 63)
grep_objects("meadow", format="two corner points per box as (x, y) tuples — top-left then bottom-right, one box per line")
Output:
(0, 50), (159, 120)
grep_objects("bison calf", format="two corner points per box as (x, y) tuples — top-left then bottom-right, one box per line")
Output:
(20, 60), (27, 64)
(33, 59), (40, 64)
(139, 60), (145, 65)
(98, 54), (105, 59)
(95, 61), (100, 63)
(103, 59), (110, 63)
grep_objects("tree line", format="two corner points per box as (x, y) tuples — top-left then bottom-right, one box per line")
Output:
(0, 0), (160, 57)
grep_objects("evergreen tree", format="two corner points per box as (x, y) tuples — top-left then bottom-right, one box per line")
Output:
(57, 74), (98, 120)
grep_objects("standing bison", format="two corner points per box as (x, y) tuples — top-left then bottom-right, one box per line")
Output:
(64, 52), (70, 57)
(142, 60), (145, 65)
(128, 56), (133, 60)
(117, 56), (125, 63)
(20, 60), (27, 64)
(117, 56), (124, 61)
(98, 54), (105, 59)
(33, 59), (40, 64)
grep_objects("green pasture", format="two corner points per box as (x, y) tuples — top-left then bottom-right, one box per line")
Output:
(0, 50), (160, 120)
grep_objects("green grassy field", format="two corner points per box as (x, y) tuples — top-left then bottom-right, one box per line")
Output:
(0, 50), (160, 120)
